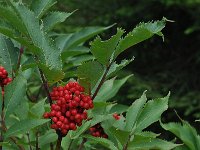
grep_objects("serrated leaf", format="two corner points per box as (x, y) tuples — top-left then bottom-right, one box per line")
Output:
(125, 91), (147, 131)
(30, 98), (46, 118)
(4, 74), (27, 119)
(11, 2), (64, 83)
(58, 25), (114, 50)
(107, 57), (134, 78)
(77, 61), (104, 93)
(160, 121), (200, 150)
(114, 18), (166, 58)
(90, 28), (124, 65)
(83, 135), (118, 150)
(43, 11), (73, 31)
(135, 93), (169, 132)
(110, 104), (128, 113)
(0, 34), (18, 74)
(128, 138), (180, 150)
(94, 75), (132, 102)
(0, 6), (27, 35)
(31, 0), (56, 19)
(5, 119), (50, 139)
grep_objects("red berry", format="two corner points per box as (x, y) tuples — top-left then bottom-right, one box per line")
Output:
(56, 121), (62, 127)
(69, 123), (76, 130)
(71, 109), (77, 115)
(75, 114), (81, 120)
(43, 112), (49, 118)
(56, 112), (62, 118)
(52, 117), (58, 123)
(59, 116), (65, 122)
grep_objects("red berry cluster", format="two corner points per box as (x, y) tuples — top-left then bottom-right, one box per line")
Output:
(43, 82), (94, 135)
(113, 113), (120, 120)
(0, 66), (12, 88)
(89, 124), (108, 138)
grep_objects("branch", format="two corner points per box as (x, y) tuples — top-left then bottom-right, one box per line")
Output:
(55, 131), (63, 150)
(27, 132), (32, 150)
(38, 68), (52, 105)
(36, 132), (39, 150)
(122, 135), (131, 150)
(17, 47), (24, 70)
(78, 138), (87, 150)
(92, 63), (112, 100)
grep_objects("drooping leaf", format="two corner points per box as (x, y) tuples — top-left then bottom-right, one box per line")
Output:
(94, 75), (132, 102)
(77, 61), (104, 93)
(43, 11), (73, 31)
(31, 0), (56, 19)
(114, 18), (166, 58)
(90, 28), (124, 65)
(83, 134), (118, 150)
(161, 121), (200, 150)
(5, 119), (50, 139)
(4, 74), (27, 119)
(125, 91), (147, 131)
(0, 34), (19, 74)
(135, 93), (169, 132)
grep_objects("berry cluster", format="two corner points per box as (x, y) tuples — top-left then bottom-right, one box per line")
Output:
(113, 113), (120, 120)
(0, 66), (12, 88)
(89, 124), (108, 138)
(43, 82), (93, 135)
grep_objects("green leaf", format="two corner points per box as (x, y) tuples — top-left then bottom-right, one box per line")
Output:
(39, 130), (57, 147)
(160, 121), (200, 150)
(125, 91), (147, 131)
(90, 28), (124, 65)
(0, 6), (27, 35)
(77, 61), (104, 93)
(70, 120), (91, 139)
(5, 119), (50, 139)
(31, 0), (56, 19)
(4, 74), (27, 119)
(14, 100), (29, 120)
(30, 99), (46, 118)
(107, 57), (134, 78)
(128, 138), (180, 150)
(57, 25), (114, 51)
(43, 11), (73, 31)
(83, 134), (118, 150)
(114, 18), (166, 58)
(110, 104), (129, 113)
(135, 93), (169, 132)
(0, 34), (18, 74)
(11, 2), (64, 83)
(94, 75), (132, 102)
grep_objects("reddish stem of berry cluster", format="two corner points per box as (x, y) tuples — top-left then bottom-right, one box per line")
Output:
(43, 82), (94, 136)
(113, 113), (120, 120)
(89, 124), (108, 138)
(0, 66), (12, 94)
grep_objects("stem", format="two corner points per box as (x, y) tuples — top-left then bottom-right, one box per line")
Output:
(55, 131), (63, 150)
(78, 138), (87, 150)
(50, 143), (54, 150)
(36, 132), (39, 150)
(9, 137), (25, 150)
(17, 47), (24, 70)
(92, 63), (112, 100)
(68, 139), (73, 150)
(27, 132), (32, 150)
(0, 87), (5, 150)
(38, 68), (52, 105)
(122, 135), (131, 150)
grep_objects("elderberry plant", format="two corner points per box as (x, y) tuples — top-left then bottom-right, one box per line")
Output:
(0, 0), (199, 150)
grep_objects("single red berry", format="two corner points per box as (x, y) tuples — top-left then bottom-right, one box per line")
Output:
(69, 123), (76, 130)
(52, 117), (58, 123)
(43, 112), (49, 118)
(71, 109), (77, 115)
(59, 116), (65, 122)
(56, 121), (62, 127)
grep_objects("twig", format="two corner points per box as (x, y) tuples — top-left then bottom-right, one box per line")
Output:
(78, 138), (87, 150)
(17, 47), (24, 70)
(92, 63), (112, 100)
(38, 68), (52, 105)
(122, 135), (131, 150)
(36, 132), (39, 150)
(68, 139), (73, 150)
(9, 136), (25, 150)
(55, 131), (63, 150)
(27, 132), (32, 150)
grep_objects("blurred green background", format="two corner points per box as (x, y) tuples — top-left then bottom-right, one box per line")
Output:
(53, 0), (200, 130)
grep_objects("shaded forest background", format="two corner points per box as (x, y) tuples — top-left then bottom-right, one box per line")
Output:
(52, 0), (200, 133)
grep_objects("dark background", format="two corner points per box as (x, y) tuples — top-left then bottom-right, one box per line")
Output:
(55, 0), (200, 132)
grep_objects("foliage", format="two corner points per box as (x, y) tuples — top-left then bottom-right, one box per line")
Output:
(0, 0), (199, 150)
